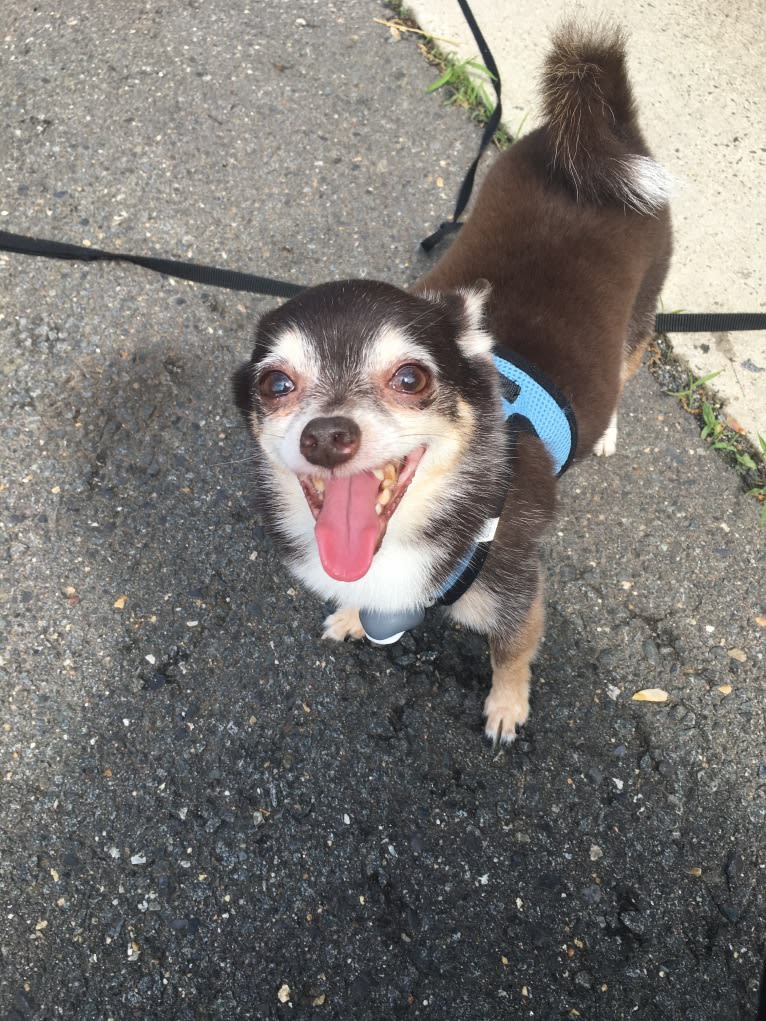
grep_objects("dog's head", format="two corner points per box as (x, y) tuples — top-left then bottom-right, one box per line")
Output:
(233, 279), (506, 598)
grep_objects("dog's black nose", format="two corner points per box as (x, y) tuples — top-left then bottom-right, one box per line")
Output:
(300, 416), (361, 468)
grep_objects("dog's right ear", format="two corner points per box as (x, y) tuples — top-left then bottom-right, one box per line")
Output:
(456, 280), (493, 358)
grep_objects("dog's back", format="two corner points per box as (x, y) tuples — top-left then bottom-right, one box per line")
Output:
(415, 23), (673, 456)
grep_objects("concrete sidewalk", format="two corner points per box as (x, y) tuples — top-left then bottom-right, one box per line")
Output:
(408, 0), (766, 447)
(1, 2), (764, 1019)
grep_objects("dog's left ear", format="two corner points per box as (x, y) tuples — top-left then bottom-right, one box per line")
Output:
(456, 279), (494, 358)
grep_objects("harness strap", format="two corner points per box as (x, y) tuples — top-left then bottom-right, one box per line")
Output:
(435, 514), (499, 607)
(436, 351), (576, 606)
(492, 346), (578, 476)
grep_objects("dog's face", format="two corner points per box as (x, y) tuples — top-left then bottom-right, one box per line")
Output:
(233, 280), (507, 611)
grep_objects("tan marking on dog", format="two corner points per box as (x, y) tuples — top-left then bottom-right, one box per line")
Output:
(322, 607), (364, 641)
(447, 582), (500, 633)
(247, 409), (261, 437)
(484, 584), (544, 744)
(390, 397), (477, 531)
(622, 339), (650, 384)
(423, 397), (475, 478)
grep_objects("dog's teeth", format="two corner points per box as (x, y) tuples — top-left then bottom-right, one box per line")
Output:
(381, 478), (395, 491)
(313, 477), (325, 493)
(383, 463), (397, 482)
(374, 502), (383, 516)
(372, 468), (385, 481)
(377, 487), (392, 508)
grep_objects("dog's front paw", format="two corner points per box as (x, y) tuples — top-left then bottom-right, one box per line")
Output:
(483, 688), (529, 745)
(322, 607), (365, 642)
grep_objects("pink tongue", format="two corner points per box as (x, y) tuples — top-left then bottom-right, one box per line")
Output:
(314, 471), (383, 581)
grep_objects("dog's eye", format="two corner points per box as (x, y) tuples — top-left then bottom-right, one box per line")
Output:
(259, 370), (295, 399)
(389, 363), (430, 395)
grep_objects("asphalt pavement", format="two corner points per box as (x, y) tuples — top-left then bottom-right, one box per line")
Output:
(1, 2), (765, 1019)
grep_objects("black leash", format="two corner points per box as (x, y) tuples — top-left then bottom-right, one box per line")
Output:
(3, 235), (764, 335)
(419, 0), (503, 254)
(654, 312), (766, 333)
(1, 0), (764, 335)
(0, 229), (304, 301)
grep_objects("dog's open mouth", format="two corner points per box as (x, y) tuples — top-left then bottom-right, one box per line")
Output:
(300, 446), (426, 582)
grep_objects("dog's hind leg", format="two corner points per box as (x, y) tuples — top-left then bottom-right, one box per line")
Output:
(484, 584), (544, 744)
(592, 331), (654, 457)
(592, 408), (619, 457)
(594, 221), (671, 459)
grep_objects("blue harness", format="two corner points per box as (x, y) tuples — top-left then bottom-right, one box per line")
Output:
(359, 348), (578, 644)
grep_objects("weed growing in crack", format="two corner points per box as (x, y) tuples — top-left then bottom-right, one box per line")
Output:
(650, 340), (766, 521)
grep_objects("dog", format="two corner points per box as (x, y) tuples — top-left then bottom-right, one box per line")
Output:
(233, 23), (672, 744)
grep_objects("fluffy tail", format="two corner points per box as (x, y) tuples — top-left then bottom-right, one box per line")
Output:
(541, 23), (671, 213)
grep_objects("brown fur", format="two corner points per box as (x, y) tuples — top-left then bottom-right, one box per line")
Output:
(414, 23), (672, 740)
(414, 142), (671, 454)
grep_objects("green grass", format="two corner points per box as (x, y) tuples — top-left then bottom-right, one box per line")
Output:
(649, 349), (766, 526)
(747, 434), (766, 522)
(668, 369), (722, 404)
(426, 55), (496, 113)
(379, 4), (517, 149)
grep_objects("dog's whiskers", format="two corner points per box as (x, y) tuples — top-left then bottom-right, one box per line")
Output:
(211, 452), (261, 468)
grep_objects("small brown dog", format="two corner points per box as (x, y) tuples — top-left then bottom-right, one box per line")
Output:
(233, 23), (672, 743)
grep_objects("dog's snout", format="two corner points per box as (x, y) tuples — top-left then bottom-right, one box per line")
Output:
(300, 416), (361, 468)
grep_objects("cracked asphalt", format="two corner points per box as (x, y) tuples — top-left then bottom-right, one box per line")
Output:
(1, 2), (765, 1019)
